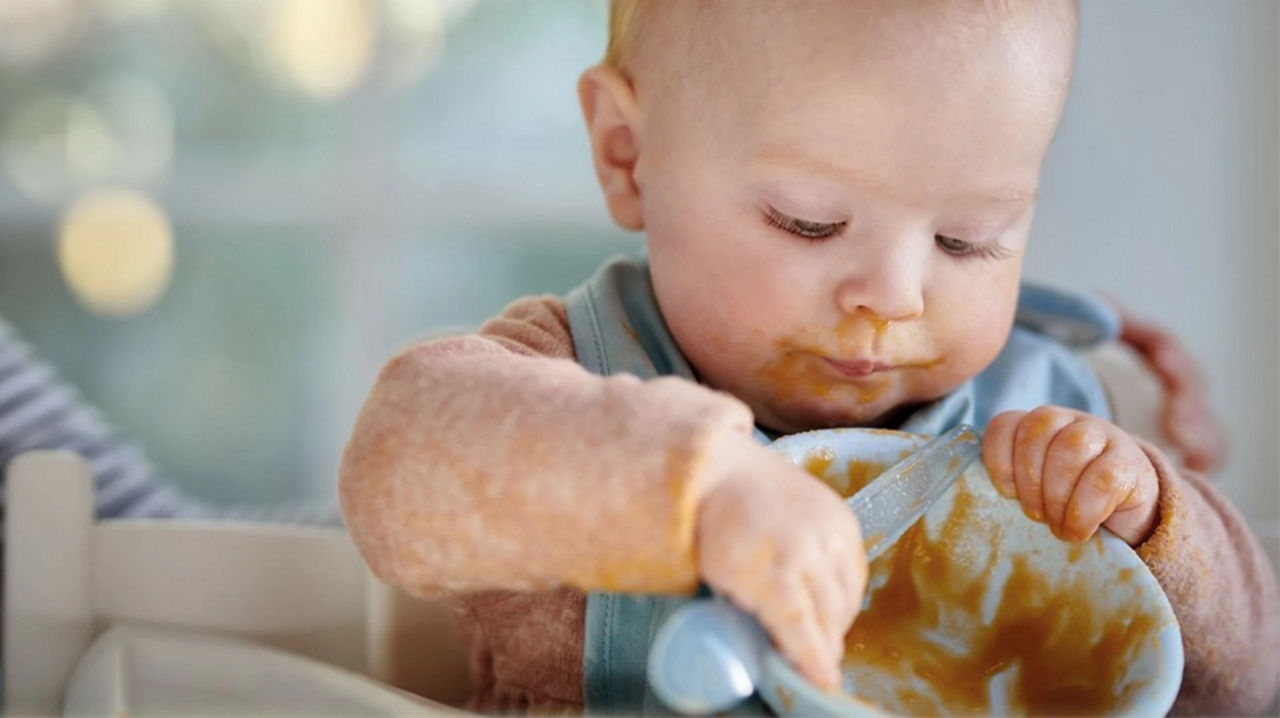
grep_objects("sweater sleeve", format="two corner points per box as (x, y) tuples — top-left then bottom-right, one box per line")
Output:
(1135, 440), (1280, 715)
(338, 295), (755, 597)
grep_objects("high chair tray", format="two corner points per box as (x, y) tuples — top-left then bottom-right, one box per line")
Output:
(62, 624), (460, 717)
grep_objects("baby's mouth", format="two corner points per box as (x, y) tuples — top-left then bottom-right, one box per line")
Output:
(823, 356), (893, 378)
(821, 354), (942, 380)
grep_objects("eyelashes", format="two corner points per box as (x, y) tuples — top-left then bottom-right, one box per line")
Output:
(934, 233), (1017, 261)
(763, 206), (846, 240)
(762, 205), (1015, 262)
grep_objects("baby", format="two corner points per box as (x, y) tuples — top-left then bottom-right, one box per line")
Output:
(340, 1), (1278, 713)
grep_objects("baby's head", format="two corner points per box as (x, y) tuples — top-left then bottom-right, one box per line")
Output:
(579, 0), (1077, 432)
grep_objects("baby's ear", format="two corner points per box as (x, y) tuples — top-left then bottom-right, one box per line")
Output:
(577, 64), (644, 231)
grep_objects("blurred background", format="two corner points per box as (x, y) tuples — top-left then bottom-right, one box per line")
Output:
(0, 0), (1275, 555)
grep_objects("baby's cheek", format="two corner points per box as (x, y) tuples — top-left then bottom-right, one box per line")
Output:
(915, 352), (986, 401)
(940, 320), (1011, 380)
(930, 268), (1019, 353)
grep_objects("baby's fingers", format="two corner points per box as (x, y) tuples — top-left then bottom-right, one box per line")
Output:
(1042, 419), (1109, 537)
(805, 571), (849, 661)
(759, 583), (840, 692)
(834, 552), (867, 623)
(1061, 449), (1132, 542)
(1011, 407), (1081, 522)
(982, 410), (1026, 499)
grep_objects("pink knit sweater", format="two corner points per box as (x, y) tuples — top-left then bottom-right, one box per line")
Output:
(339, 295), (1280, 714)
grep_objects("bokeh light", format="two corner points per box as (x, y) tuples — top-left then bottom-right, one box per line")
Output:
(58, 187), (175, 317)
(189, 0), (476, 99)
(266, 0), (375, 100)
(3, 75), (174, 205)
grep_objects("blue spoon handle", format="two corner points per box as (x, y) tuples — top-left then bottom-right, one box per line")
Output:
(647, 596), (768, 715)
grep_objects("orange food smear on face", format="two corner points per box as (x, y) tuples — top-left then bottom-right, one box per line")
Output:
(835, 311), (891, 347)
(758, 311), (903, 410)
(869, 316), (892, 338)
(835, 313), (860, 345)
(758, 351), (891, 407)
(759, 351), (837, 400)
(842, 485), (1157, 714)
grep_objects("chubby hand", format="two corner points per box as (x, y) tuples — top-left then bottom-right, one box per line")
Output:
(696, 433), (867, 692)
(983, 406), (1160, 546)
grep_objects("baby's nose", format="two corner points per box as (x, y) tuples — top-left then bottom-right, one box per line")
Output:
(832, 254), (925, 322)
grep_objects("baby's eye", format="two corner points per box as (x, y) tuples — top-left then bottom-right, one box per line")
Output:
(936, 234), (1015, 262)
(764, 206), (846, 241)
(935, 234), (974, 255)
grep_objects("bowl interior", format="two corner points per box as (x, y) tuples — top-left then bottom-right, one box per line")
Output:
(759, 428), (1183, 717)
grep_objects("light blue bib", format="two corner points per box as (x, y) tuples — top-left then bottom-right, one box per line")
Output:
(564, 255), (1112, 714)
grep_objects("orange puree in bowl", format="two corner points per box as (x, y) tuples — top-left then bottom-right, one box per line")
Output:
(839, 487), (1158, 714)
(804, 453), (888, 498)
(799, 456), (1159, 713)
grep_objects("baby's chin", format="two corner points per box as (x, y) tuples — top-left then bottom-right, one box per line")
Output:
(755, 392), (925, 434)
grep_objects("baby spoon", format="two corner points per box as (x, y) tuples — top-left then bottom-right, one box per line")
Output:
(647, 424), (982, 715)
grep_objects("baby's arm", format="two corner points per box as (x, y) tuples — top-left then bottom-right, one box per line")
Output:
(1136, 445), (1279, 715)
(340, 296), (866, 689)
(338, 296), (753, 597)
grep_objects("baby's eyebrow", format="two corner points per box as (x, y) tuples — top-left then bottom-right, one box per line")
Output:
(752, 146), (867, 186)
(971, 186), (1040, 204)
(751, 146), (1039, 205)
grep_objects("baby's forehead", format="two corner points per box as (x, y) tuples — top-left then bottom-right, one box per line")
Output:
(613, 0), (1076, 82)
(611, 1), (1074, 211)
(616, 0), (1075, 150)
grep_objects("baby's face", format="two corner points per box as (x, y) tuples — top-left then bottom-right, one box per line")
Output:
(621, 1), (1075, 432)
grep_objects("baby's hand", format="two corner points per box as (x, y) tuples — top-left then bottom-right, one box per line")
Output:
(696, 433), (867, 692)
(983, 406), (1159, 546)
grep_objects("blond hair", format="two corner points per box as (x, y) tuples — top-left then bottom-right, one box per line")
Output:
(604, 0), (645, 68)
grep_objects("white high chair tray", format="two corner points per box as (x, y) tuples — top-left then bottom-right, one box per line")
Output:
(63, 624), (459, 717)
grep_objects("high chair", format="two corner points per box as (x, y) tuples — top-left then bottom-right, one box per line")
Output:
(3, 451), (473, 717)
